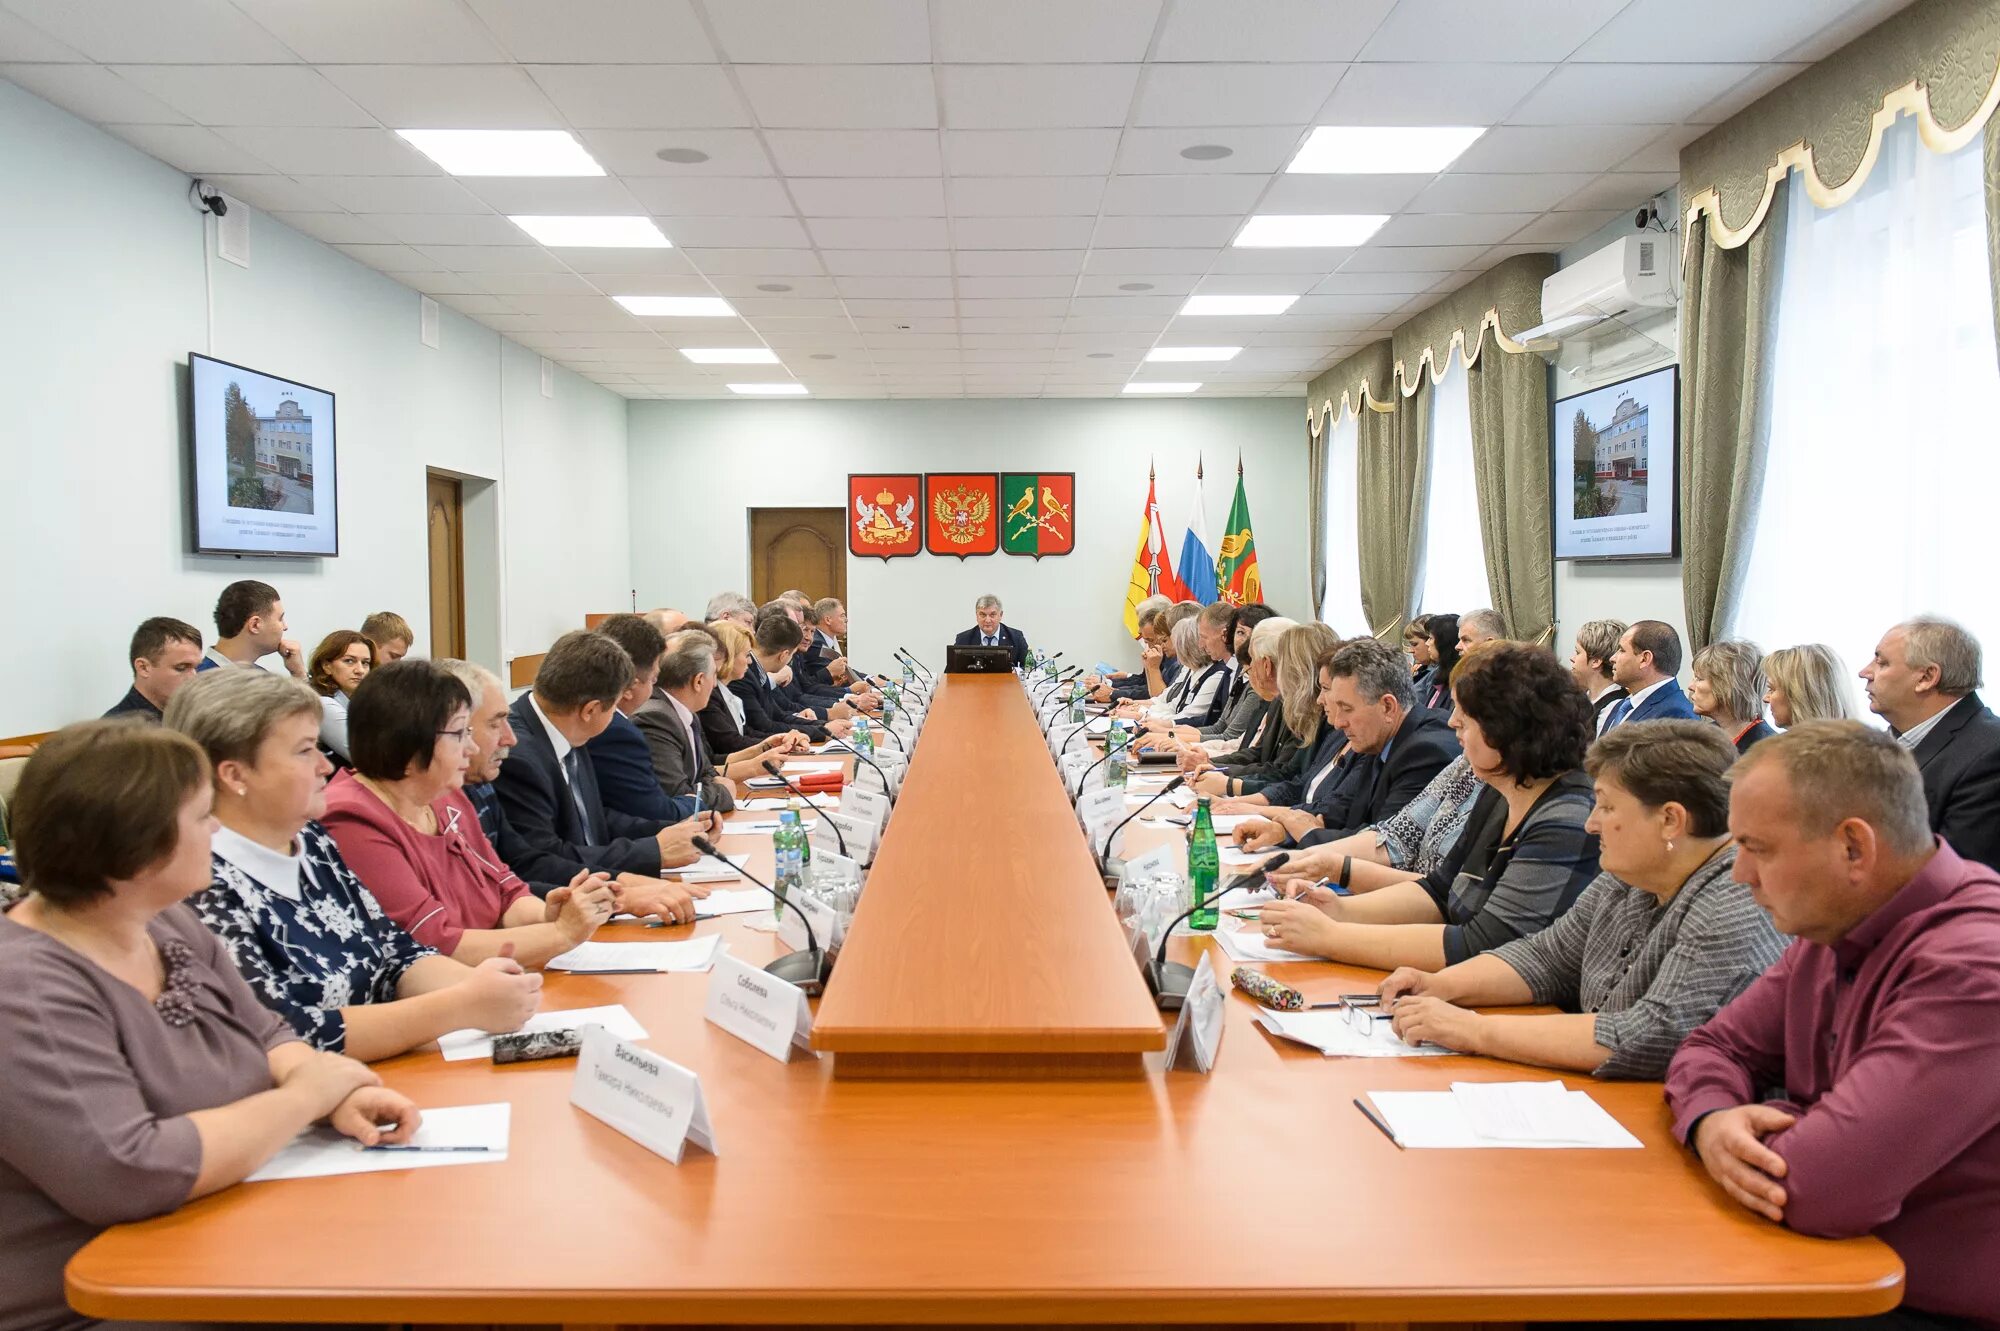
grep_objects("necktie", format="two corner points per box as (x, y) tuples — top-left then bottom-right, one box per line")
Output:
(984, 633), (996, 647)
(560, 749), (599, 842)
(1604, 697), (1633, 730)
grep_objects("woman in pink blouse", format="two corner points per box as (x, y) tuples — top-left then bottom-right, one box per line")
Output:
(322, 659), (614, 967)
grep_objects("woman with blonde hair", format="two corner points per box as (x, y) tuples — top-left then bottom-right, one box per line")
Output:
(1198, 622), (1342, 803)
(1690, 639), (1776, 753)
(1761, 643), (1859, 728)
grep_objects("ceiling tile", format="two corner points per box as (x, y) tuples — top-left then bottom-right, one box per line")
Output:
(1356, 0), (1629, 61)
(705, 274), (839, 297)
(289, 174), (487, 211)
(1093, 214), (1241, 248)
(932, 0), (1161, 62)
(834, 276), (956, 299)
(2, 0), (296, 61)
(332, 242), (437, 271)
(624, 176), (797, 215)
(1506, 208), (1627, 244)
(1777, 0), (1913, 61)
(561, 248), (697, 274)
(112, 66), (372, 127)
(434, 292), (514, 314)
(955, 249), (1087, 275)
(463, 0), (717, 62)
(1201, 248), (1339, 275)
(1288, 292), (1407, 316)
(233, 0), (510, 62)
(1073, 273), (1197, 296)
(1338, 243), (1490, 272)
(821, 249), (953, 274)
(576, 128), (775, 176)
(1615, 125), (1705, 173)
(703, 0), (931, 63)
(526, 64), (748, 128)
(1190, 272), (1321, 295)
(1152, 0), (1396, 62)
(948, 175), (1105, 216)
(270, 210), (397, 244)
(214, 126), (436, 175)
(1449, 124), (1662, 173)
(807, 216), (951, 249)
(951, 216), (1098, 249)
(662, 215), (812, 247)
(844, 298), (957, 318)
(1407, 171), (1597, 214)
(764, 129), (942, 176)
(583, 272), (711, 294)
(1367, 212), (1537, 246)
(1690, 62), (1812, 125)
(959, 297), (1071, 318)
(1506, 63), (1759, 127)
(376, 213), (534, 246)
(457, 176), (642, 212)
(681, 247), (828, 274)
(0, 9), (83, 60)
(318, 64), (564, 129)
(1115, 126), (1308, 175)
(1082, 247), (1219, 274)
(1555, 172), (1679, 213)
(1132, 62), (1342, 127)
(943, 129), (1121, 175)
(0, 64), (188, 124)
(788, 177), (946, 216)
(1100, 174), (1268, 216)
(201, 173), (340, 212)
(1257, 173), (1431, 212)
(940, 64), (1141, 130)
(1314, 62), (1554, 125)
(1573, 0), (1876, 61)
(735, 64), (938, 129)
(956, 275), (1079, 299)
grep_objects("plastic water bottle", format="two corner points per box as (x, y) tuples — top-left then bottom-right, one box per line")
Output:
(881, 687), (897, 727)
(1068, 678), (1086, 724)
(788, 796), (812, 868)
(1106, 720), (1129, 790)
(854, 715), (874, 755)
(773, 809), (804, 920)
(1188, 796), (1219, 932)
(901, 657), (915, 689)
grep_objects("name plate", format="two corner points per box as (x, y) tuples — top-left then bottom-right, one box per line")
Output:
(842, 785), (890, 831)
(1084, 811), (1117, 859)
(1164, 950), (1224, 1075)
(1077, 786), (1123, 827)
(815, 809), (876, 864)
(1122, 843), (1178, 882)
(570, 1030), (717, 1164)
(778, 887), (837, 956)
(704, 952), (817, 1062)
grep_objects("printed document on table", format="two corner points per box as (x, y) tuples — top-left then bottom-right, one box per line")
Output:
(547, 936), (723, 973)
(1254, 1009), (1452, 1058)
(670, 853), (750, 883)
(438, 1004), (646, 1062)
(693, 887), (774, 918)
(1218, 843), (1279, 869)
(247, 1104), (511, 1182)
(1212, 927), (1319, 964)
(740, 796), (838, 811)
(1367, 1083), (1642, 1149)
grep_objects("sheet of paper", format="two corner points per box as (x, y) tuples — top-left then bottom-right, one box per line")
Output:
(1253, 1009), (1451, 1059)
(731, 818), (820, 834)
(739, 796), (838, 811)
(745, 776), (788, 789)
(780, 760), (845, 774)
(1086, 717), (1113, 735)
(1212, 926), (1319, 964)
(668, 852), (751, 883)
(438, 1004), (645, 1062)
(1449, 1080), (1642, 1146)
(246, 1104), (511, 1182)
(1367, 1086), (1643, 1149)
(693, 886), (775, 918)
(546, 936), (723, 974)
(1218, 843), (1279, 869)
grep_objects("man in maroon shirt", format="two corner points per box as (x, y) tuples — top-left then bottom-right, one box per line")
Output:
(1668, 720), (2000, 1330)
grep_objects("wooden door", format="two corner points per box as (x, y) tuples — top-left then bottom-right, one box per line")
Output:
(426, 471), (466, 660)
(749, 508), (846, 610)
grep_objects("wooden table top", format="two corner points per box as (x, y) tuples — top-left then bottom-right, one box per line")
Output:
(66, 680), (1903, 1327)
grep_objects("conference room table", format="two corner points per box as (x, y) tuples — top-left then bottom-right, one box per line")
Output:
(67, 674), (1902, 1328)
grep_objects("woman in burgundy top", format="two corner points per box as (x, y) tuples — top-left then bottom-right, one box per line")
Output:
(321, 658), (615, 968)
(0, 721), (417, 1331)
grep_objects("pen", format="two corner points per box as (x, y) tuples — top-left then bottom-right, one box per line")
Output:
(562, 967), (664, 974)
(361, 1144), (494, 1153)
(1352, 1097), (1403, 1151)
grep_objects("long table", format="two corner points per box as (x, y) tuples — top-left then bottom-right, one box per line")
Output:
(66, 671), (1903, 1327)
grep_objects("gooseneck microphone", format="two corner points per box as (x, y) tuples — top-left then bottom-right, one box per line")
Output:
(826, 736), (898, 806)
(1035, 666), (1084, 703)
(1070, 741), (1120, 799)
(1098, 775), (1185, 867)
(894, 648), (935, 683)
(1147, 853), (1291, 1010)
(760, 760), (848, 858)
(692, 836), (828, 996)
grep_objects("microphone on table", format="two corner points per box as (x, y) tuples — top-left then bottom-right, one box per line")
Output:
(1035, 665), (1083, 703)
(1053, 713), (1103, 758)
(825, 736), (898, 807)
(761, 760), (848, 858)
(1148, 852), (1291, 1011)
(894, 648), (935, 683)
(692, 836), (828, 996)
(1070, 742), (1121, 799)
(1096, 775), (1186, 877)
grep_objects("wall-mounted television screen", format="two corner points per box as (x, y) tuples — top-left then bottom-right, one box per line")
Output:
(1551, 363), (1679, 562)
(187, 352), (339, 557)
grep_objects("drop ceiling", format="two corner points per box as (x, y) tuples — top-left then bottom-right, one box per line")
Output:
(0, 0), (1909, 399)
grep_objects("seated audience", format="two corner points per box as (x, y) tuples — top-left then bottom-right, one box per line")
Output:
(764, 598), (875, 714)
(0, 721), (418, 1331)
(954, 593), (1031, 668)
(204, 578), (306, 678)
(585, 614), (701, 825)
(320, 657), (633, 959)
(1691, 639), (1775, 753)
(1861, 616), (2000, 871)
(1456, 607), (1506, 655)
(1568, 617), (1630, 733)
(1257, 642), (1600, 971)
(1405, 618), (1432, 692)
(1234, 637), (1458, 850)
(439, 658), (563, 901)
(1604, 619), (1698, 728)
(701, 619), (763, 757)
(1275, 752), (1483, 895)
(808, 597), (854, 687)
(105, 616), (205, 720)
(1668, 721), (2000, 1329)
(1085, 593), (1173, 701)
(643, 607), (690, 638)
(169, 669), (538, 1058)
(1212, 641), (1351, 816)
(1762, 642), (1858, 727)
(1177, 601), (1240, 729)
(1201, 604), (1277, 744)
(485, 634), (712, 917)
(1123, 616), (1224, 730)
(1415, 612), (1461, 711)
(704, 591), (757, 628)
(733, 611), (850, 744)
(1195, 620), (1329, 799)
(307, 629), (375, 762)
(1380, 721), (1784, 1079)
(359, 611), (413, 664)
(638, 629), (804, 812)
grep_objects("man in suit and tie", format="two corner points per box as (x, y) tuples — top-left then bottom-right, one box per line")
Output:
(493, 630), (718, 923)
(1603, 620), (1699, 731)
(586, 614), (704, 825)
(954, 594), (1031, 668)
(733, 611), (852, 744)
(1862, 616), (2000, 871)
(636, 628), (747, 814)
(1568, 618), (1630, 735)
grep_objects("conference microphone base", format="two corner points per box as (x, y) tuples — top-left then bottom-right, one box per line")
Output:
(766, 948), (829, 998)
(1146, 958), (1198, 1011)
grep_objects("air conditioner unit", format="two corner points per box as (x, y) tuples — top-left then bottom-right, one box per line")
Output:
(1516, 234), (1675, 345)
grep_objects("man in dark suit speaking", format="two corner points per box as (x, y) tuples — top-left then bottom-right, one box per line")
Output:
(1863, 615), (2000, 871)
(954, 593), (1030, 668)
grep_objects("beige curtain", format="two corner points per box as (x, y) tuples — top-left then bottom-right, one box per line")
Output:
(1680, 176), (1790, 652)
(1358, 376), (1429, 638)
(1465, 348), (1554, 646)
(1306, 417), (1327, 613)
(1986, 122), (2000, 371)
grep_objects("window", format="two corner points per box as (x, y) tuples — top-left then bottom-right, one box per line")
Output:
(1732, 117), (2000, 683)
(1413, 350), (1491, 618)
(1318, 405), (1367, 635)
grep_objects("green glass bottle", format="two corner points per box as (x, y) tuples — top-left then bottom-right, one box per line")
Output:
(1187, 795), (1219, 932)
(1105, 719), (1129, 789)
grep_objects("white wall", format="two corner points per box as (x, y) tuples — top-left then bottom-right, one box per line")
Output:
(1549, 189), (1689, 659)
(0, 79), (630, 734)
(625, 397), (1309, 675)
